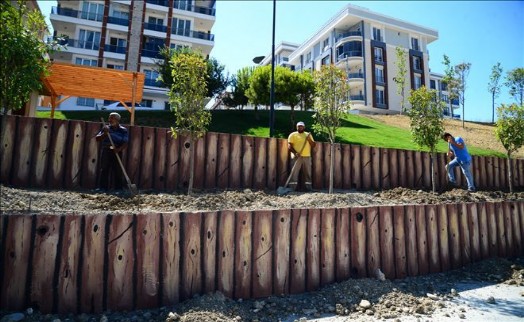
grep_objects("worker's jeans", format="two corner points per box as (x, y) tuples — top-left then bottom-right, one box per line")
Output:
(99, 148), (124, 190)
(446, 158), (475, 191)
(289, 157), (313, 191)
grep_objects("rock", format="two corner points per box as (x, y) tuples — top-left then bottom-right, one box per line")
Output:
(143, 312), (152, 319)
(302, 308), (317, 315)
(375, 268), (386, 281)
(99, 315), (108, 322)
(451, 288), (458, 296)
(2, 313), (25, 322)
(459, 313), (466, 319)
(365, 309), (374, 315)
(427, 293), (439, 300)
(359, 299), (372, 309)
(486, 296), (496, 304)
(26, 308), (33, 315)
(254, 301), (265, 310)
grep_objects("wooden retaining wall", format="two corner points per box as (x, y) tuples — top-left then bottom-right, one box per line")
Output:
(1, 200), (522, 313)
(1, 115), (523, 192)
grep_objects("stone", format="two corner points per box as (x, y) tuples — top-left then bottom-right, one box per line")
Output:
(359, 299), (372, 309)
(486, 296), (496, 304)
(2, 313), (25, 322)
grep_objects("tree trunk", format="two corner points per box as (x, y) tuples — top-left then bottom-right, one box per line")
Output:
(507, 152), (513, 193)
(462, 103), (465, 128)
(329, 142), (334, 194)
(492, 93), (495, 124)
(188, 137), (195, 195)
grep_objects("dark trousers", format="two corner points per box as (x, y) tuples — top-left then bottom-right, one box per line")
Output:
(99, 148), (123, 190)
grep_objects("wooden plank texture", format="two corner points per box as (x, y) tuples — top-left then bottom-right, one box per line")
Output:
(447, 204), (462, 269)
(335, 208), (351, 281)
(277, 138), (289, 187)
(153, 128), (168, 191)
(64, 120), (85, 189)
(361, 146), (372, 190)
(165, 134), (180, 191)
(371, 147), (381, 190)
(178, 135), (191, 190)
(253, 137), (268, 189)
(393, 205), (407, 278)
(468, 203), (481, 262)
(459, 204), (472, 265)
(341, 145), (352, 190)
(81, 122), (101, 189)
(204, 133), (218, 189)
(47, 120), (69, 189)
(366, 207), (381, 278)
(313, 142), (324, 190)
(217, 210), (235, 298)
(229, 135), (242, 188)
(234, 210), (252, 299)
(509, 202), (522, 257)
(266, 138), (278, 189)
(57, 216), (82, 314)
(415, 205), (429, 275)
(307, 208), (321, 291)
(404, 205), (419, 276)
(242, 136), (254, 188)
(477, 203), (490, 259)
(203, 212), (218, 294)
(11, 117), (35, 187)
(351, 145), (361, 190)
(502, 202), (515, 257)
(161, 213), (181, 305)
(126, 126), (142, 187)
(0, 115), (16, 184)
(136, 213), (161, 309)
(290, 209), (307, 294)
(320, 208), (335, 286)
(351, 206), (368, 278)
(31, 118), (52, 188)
(180, 212), (203, 300)
(193, 136), (206, 189)
(437, 205), (450, 272)
(274, 209), (291, 295)
(252, 210), (273, 297)
(216, 133), (230, 189)
(379, 206), (395, 279)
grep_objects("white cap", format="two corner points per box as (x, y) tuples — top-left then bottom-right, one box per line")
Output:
(297, 121), (305, 127)
(109, 112), (121, 121)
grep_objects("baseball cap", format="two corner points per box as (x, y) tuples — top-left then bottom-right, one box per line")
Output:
(296, 121), (305, 127)
(109, 112), (121, 121)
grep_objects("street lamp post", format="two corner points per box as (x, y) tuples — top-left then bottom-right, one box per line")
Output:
(269, 0), (276, 137)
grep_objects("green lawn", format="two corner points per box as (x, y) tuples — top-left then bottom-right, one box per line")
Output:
(36, 109), (505, 158)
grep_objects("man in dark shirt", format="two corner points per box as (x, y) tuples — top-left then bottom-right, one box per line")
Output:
(96, 112), (129, 191)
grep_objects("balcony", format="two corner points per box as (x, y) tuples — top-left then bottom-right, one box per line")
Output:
(144, 79), (165, 87)
(335, 31), (362, 43)
(145, 0), (216, 16)
(171, 28), (215, 41)
(348, 72), (364, 79)
(350, 95), (365, 101)
(52, 6), (103, 22)
(145, 22), (167, 33)
(338, 51), (362, 60)
(141, 48), (162, 59)
(52, 38), (100, 51)
(104, 44), (126, 54)
(107, 16), (129, 27)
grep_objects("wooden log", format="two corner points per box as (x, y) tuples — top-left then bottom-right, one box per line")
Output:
(31, 118), (53, 188)
(267, 138), (278, 189)
(520, 202), (524, 256)
(313, 142), (324, 190)
(468, 203), (481, 262)
(371, 147), (381, 190)
(0, 115), (16, 184)
(203, 212), (218, 294)
(485, 157), (494, 189)
(404, 205), (419, 276)
(335, 208), (351, 281)
(478, 156), (487, 190)
(388, 149), (398, 189)
(425, 205), (440, 273)
(350, 207), (367, 278)
(361, 146), (372, 190)
(254, 137), (268, 189)
(178, 135), (191, 190)
(216, 133), (230, 189)
(398, 150), (408, 188)
(165, 133), (180, 191)
(126, 126), (142, 187)
(495, 202), (507, 257)
(136, 213), (161, 309)
(57, 216), (82, 314)
(320, 208), (335, 286)
(0, 215), (33, 310)
(153, 128), (168, 191)
(161, 213), (181, 306)
(393, 205), (407, 278)
(241, 136), (254, 188)
(11, 117), (35, 187)
(413, 151), (424, 189)
(351, 145), (361, 190)
(63, 121), (86, 190)
(458, 204), (472, 265)
(333, 144), (343, 189)
(193, 136), (206, 189)
(494, 157), (501, 189)
(229, 135), (242, 189)
(234, 210), (252, 300)
(486, 202), (498, 258)
(341, 144), (352, 190)
(509, 202), (522, 257)
(323, 143), (331, 189)
(180, 212), (203, 300)
(415, 205), (429, 275)
(379, 206), (395, 279)
(379, 147), (389, 190)
(47, 120), (69, 189)
(217, 210), (235, 298)
(204, 133), (218, 189)
(447, 204), (462, 269)
(107, 215), (135, 311)
(80, 214), (106, 313)
(307, 208), (321, 291)
(499, 157), (507, 189)
(277, 138), (289, 187)
(437, 204), (450, 272)
(290, 209), (307, 294)
(252, 210), (273, 297)
(366, 207), (380, 277)
(31, 215), (61, 313)
(274, 209), (291, 295)
(502, 202), (515, 257)
(422, 152), (431, 190)
(477, 203), (490, 259)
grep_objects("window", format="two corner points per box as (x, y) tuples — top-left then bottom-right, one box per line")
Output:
(375, 67), (385, 83)
(375, 89), (385, 105)
(75, 57), (97, 66)
(79, 29), (101, 50)
(174, 0), (191, 11)
(430, 79), (436, 89)
(323, 38), (329, 51)
(77, 97), (95, 107)
(107, 64), (124, 70)
(373, 27), (382, 42)
(414, 74), (422, 89)
(170, 43), (189, 51)
(108, 37), (126, 53)
(172, 18), (190, 36)
(413, 56), (422, 71)
(411, 37), (420, 51)
(374, 47), (383, 62)
(141, 99), (153, 108)
(81, 1), (104, 21)
(306, 52), (312, 64)
(112, 9), (128, 20)
(321, 55), (330, 66)
(148, 16), (164, 25)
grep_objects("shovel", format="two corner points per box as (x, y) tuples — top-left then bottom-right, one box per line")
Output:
(276, 133), (311, 195)
(101, 118), (138, 196)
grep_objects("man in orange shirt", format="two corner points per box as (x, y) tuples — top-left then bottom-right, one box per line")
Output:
(288, 121), (316, 191)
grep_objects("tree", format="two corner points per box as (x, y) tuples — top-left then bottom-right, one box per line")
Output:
(505, 67), (524, 106)
(393, 47), (408, 115)
(1, 0), (50, 114)
(278, 68), (302, 128)
(168, 49), (211, 194)
(311, 65), (351, 194)
(156, 46), (229, 98)
(442, 55), (460, 121)
(407, 86), (445, 193)
(245, 65), (271, 120)
(495, 103), (524, 192)
(487, 62), (503, 124)
(223, 66), (253, 109)
(455, 62), (471, 128)
(297, 70), (315, 112)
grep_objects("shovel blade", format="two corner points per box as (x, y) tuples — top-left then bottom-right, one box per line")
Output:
(128, 183), (138, 196)
(276, 186), (293, 195)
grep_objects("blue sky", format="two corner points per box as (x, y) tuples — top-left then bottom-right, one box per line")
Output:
(38, 1), (523, 122)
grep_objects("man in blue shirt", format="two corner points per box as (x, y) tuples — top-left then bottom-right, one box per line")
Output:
(443, 132), (476, 192)
(96, 112), (129, 191)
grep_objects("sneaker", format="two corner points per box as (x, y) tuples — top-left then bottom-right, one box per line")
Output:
(468, 188), (476, 192)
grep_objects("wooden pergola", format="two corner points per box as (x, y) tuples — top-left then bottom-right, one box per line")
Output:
(41, 62), (145, 125)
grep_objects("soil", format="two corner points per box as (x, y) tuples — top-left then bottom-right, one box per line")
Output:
(363, 114), (524, 159)
(1, 184), (523, 321)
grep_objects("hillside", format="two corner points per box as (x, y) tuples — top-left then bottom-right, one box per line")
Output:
(364, 114), (524, 159)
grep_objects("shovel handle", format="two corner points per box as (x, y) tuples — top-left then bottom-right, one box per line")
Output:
(100, 117), (134, 188)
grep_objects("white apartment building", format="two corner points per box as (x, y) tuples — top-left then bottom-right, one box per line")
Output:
(266, 4), (453, 115)
(429, 72), (461, 119)
(48, 0), (216, 111)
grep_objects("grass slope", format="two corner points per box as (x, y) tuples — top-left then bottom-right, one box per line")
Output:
(36, 109), (504, 158)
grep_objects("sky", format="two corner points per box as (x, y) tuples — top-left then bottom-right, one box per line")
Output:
(37, 0), (523, 123)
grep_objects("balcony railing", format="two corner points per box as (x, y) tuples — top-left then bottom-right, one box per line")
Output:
(52, 6), (103, 22)
(350, 95), (365, 101)
(348, 72), (364, 79)
(338, 51), (362, 60)
(104, 44), (126, 54)
(336, 31), (362, 42)
(144, 22), (167, 32)
(141, 49), (163, 59)
(144, 79), (165, 87)
(145, 0), (216, 16)
(53, 38), (100, 51)
(107, 16), (129, 27)
(171, 28), (215, 41)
